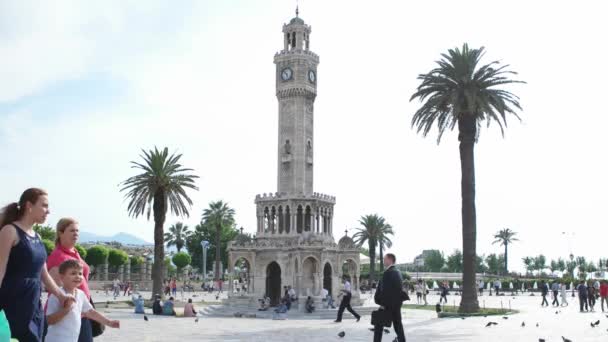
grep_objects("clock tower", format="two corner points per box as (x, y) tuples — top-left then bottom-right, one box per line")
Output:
(274, 9), (318, 195)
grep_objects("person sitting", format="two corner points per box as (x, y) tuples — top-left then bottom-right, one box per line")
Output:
(133, 294), (145, 314)
(274, 299), (288, 314)
(305, 296), (315, 313)
(162, 297), (176, 316)
(258, 297), (270, 311)
(183, 298), (197, 317)
(152, 294), (163, 315)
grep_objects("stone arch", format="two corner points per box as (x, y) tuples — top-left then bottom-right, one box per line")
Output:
(266, 261), (282, 306)
(232, 257), (252, 294)
(342, 258), (359, 292)
(323, 262), (333, 295)
(301, 256), (319, 296)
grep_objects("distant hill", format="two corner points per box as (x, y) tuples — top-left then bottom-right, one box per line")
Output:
(79, 231), (152, 246)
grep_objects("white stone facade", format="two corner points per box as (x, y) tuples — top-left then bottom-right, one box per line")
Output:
(227, 12), (360, 308)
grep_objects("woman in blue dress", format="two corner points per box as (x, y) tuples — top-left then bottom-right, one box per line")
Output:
(0, 188), (72, 342)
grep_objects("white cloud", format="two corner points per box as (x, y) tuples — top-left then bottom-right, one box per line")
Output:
(1, 0), (608, 272)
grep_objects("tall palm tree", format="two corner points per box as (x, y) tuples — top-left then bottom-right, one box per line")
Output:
(492, 228), (518, 275)
(352, 214), (385, 281)
(202, 201), (235, 281)
(378, 223), (395, 271)
(120, 147), (198, 297)
(165, 222), (192, 252)
(410, 44), (524, 313)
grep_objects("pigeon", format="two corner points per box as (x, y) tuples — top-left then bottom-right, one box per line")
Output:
(594, 320), (600, 326)
(338, 331), (345, 338)
(502, 316), (509, 320)
(461, 317), (466, 320)
(215, 295), (219, 300)
(521, 322), (525, 327)
(144, 315), (148, 321)
(539, 339), (545, 342)
(195, 318), (199, 323)
(562, 337), (572, 342)
(536, 323), (539, 327)
(555, 311), (559, 314)
(485, 322), (498, 327)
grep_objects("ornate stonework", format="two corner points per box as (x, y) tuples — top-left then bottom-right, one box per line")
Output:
(227, 12), (360, 308)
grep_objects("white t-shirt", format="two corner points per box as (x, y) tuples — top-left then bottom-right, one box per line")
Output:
(46, 288), (93, 342)
(344, 281), (352, 292)
(321, 288), (329, 298)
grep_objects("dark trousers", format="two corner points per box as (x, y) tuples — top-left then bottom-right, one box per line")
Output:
(373, 306), (405, 342)
(541, 294), (549, 306)
(78, 318), (93, 342)
(552, 291), (559, 306)
(336, 293), (359, 321)
(579, 296), (588, 312)
(440, 294), (447, 304)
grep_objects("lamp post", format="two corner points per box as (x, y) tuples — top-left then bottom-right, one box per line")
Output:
(201, 241), (210, 283)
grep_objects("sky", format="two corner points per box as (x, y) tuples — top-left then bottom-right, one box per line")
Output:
(1, 0), (607, 273)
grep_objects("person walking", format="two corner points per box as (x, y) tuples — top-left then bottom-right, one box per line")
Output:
(577, 281), (589, 312)
(439, 282), (448, 304)
(415, 280), (423, 304)
(551, 281), (560, 307)
(0, 188), (73, 342)
(540, 281), (549, 307)
(46, 218), (94, 342)
(494, 279), (501, 296)
(334, 277), (360, 322)
(600, 280), (608, 312)
(373, 253), (406, 342)
(588, 282), (596, 312)
(478, 280), (484, 296)
(560, 282), (569, 307)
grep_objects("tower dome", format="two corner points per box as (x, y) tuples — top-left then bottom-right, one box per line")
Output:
(338, 234), (356, 249)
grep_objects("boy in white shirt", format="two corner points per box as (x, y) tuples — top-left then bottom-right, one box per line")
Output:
(46, 259), (120, 342)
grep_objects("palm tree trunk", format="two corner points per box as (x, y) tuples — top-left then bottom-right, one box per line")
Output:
(215, 223), (221, 281)
(152, 191), (166, 299)
(379, 243), (384, 271)
(504, 243), (508, 275)
(368, 239), (376, 282)
(457, 117), (480, 313)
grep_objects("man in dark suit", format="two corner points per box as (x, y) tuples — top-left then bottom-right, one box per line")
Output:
(374, 253), (406, 342)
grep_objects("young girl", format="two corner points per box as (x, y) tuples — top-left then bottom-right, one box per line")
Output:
(46, 260), (119, 342)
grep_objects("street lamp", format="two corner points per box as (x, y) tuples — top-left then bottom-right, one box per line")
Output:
(200, 241), (210, 282)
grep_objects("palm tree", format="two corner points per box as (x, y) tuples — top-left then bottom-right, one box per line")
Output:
(165, 222), (192, 252)
(410, 44), (524, 313)
(492, 228), (518, 275)
(120, 147), (198, 297)
(202, 201), (235, 281)
(352, 214), (385, 281)
(377, 223), (395, 271)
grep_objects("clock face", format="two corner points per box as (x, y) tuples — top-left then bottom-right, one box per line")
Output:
(308, 70), (316, 83)
(281, 68), (293, 81)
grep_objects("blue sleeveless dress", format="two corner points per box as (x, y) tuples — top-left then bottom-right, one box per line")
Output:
(0, 224), (47, 342)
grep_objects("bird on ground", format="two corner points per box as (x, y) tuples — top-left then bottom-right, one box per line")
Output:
(536, 323), (539, 327)
(539, 339), (545, 342)
(485, 322), (498, 327)
(338, 331), (345, 338)
(195, 318), (199, 323)
(594, 320), (600, 326)
(144, 315), (149, 321)
(502, 316), (509, 320)
(590, 320), (600, 327)
(562, 337), (572, 342)
(521, 322), (525, 327)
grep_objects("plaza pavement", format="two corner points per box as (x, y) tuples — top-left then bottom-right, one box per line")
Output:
(90, 292), (608, 341)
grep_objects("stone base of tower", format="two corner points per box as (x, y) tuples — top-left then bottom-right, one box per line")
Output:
(227, 234), (361, 309)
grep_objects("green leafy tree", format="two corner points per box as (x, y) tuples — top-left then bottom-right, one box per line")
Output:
(565, 259), (577, 277)
(164, 222), (191, 253)
(131, 256), (145, 266)
(492, 228), (518, 274)
(352, 214), (385, 281)
(74, 244), (87, 259)
(557, 258), (566, 274)
(410, 44), (524, 313)
(33, 224), (56, 241)
(522, 257), (534, 275)
(446, 249), (464, 272)
(86, 245), (109, 266)
(120, 147), (198, 297)
(41, 239), (54, 255)
(172, 252), (192, 276)
(549, 260), (558, 275)
(587, 261), (598, 273)
(377, 222), (394, 270)
(533, 255), (547, 275)
(202, 201), (236, 280)
(186, 219), (241, 276)
(476, 255), (488, 273)
(108, 249), (129, 273)
(423, 250), (445, 272)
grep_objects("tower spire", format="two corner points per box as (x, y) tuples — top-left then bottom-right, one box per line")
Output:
(295, 5), (299, 18)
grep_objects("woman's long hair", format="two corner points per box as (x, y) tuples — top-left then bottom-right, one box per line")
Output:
(0, 188), (47, 228)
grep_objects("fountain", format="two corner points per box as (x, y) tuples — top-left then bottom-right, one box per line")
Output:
(432, 281), (438, 290)
(509, 282), (514, 289)
(453, 282), (459, 289)
(533, 282), (538, 289)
